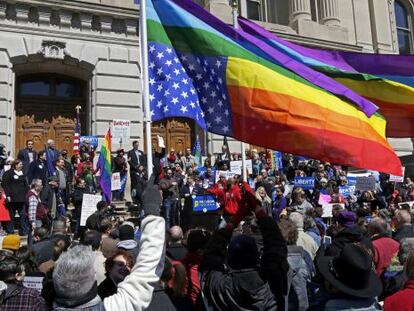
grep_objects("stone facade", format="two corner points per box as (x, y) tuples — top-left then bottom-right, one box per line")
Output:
(0, 0), (141, 154)
(0, 0), (413, 157)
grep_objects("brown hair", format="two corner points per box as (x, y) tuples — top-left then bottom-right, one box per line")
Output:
(104, 250), (134, 274)
(278, 219), (299, 245)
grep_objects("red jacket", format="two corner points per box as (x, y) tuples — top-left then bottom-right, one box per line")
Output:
(181, 252), (202, 307)
(372, 236), (400, 276)
(384, 280), (414, 311)
(207, 183), (242, 215)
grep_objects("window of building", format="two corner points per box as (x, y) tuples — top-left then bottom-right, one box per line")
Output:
(394, 0), (413, 54)
(239, 0), (289, 25)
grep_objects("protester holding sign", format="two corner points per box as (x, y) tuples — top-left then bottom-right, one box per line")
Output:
(112, 149), (128, 201)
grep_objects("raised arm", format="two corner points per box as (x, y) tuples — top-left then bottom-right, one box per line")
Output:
(104, 174), (165, 311)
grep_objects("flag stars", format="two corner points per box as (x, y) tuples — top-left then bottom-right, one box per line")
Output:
(182, 78), (188, 85)
(149, 78), (155, 86)
(157, 68), (163, 76)
(222, 125), (229, 133)
(165, 60), (173, 67)
(165, 74), (171, 81)
(188, 64), (195, 71)
(173, 68), (181, 76)
(201, 97), (207, 104)
(171, 97), (179, 105)
(163, 105), (169, 113)
(203, 82), (210, 90)
(149, 45), (155, 53)
(196, 73), (203, 80)
(166, 47), (172, 54)
(208, 106), (215, 114)
(217, 100), (223, 107)
(157, 101), (162, 108)
(156, 52), (164, 60)
(149, 62), (155, 69)
(214, 116), (222, 124)
(190, 88), (196, 95)
(206, 121), (211, 128)
(211, 91), (217, 98)
(190, 101), (196, 108)
(172, 82), (180, 90)
(180, 105), (188, 113)
(215, 60), (222, 68)
(157, 84), (163, 92)
(174, 57), (179, 63)
(164, 89), (170, 96)
(181, 91), (188, 99)
(149, 93), (155, 102)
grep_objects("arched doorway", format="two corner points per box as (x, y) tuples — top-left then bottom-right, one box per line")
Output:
(15, 74), (87, 155)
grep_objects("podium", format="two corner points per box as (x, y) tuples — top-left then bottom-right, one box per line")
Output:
(189, 194), (219, 231)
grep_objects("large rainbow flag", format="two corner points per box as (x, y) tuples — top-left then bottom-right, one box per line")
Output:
(146, 0), (401, 175)
(97, 128), (112, 202)
(238, 16), (414, 138)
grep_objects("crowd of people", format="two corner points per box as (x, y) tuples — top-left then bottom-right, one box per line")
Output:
(0, 139), (414, 310)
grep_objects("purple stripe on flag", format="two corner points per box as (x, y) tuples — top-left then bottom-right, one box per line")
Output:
(170, 0), (378, 117)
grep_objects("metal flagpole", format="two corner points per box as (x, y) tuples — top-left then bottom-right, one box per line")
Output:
(231, 1), (248, 182)
(139, 0), (153, 176)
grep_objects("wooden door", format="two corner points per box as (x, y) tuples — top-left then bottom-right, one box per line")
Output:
(151, 118), (193, 153)
(15, 101), (85, 155)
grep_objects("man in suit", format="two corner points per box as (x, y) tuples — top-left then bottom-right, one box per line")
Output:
(180, 175), (203, 231)
(27, 151), (48, 185)
(17, 139), (37, 175)
(127, 140), (147, 194)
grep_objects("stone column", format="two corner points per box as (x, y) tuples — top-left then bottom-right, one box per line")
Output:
(319, 0), (340, 26)
(289, 0), (312, 24)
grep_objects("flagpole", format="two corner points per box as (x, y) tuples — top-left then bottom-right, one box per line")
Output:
(140, 0), (153, 177)
(231, 1), (247, 182)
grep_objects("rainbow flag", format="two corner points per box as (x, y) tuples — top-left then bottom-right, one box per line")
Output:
(238, 16), (414, 138)
(146, 0), (401, 175)
(98, 128), (112, 202)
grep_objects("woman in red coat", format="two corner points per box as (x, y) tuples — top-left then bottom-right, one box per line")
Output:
(384, 251), (414, 311)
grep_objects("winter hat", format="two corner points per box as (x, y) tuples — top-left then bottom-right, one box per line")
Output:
(227, 235), (259, 270)
(336, 210), (357, 228)
(119, 224), (135, 241)
(2, 234), (20, 251)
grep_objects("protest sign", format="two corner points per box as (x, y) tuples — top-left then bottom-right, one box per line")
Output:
(80, 136), (98, 148)
(80, 194), (102, 226)
(23, 276), (44, 292)
(111, 119), (131, 142)
(322, 203), (344, 218)
(318, 194), (331, 205)
(398, 201), (414, 209)
(355, 176), (376, 192)
(339, 186), (355, 198)
(347, 177), (357, 187)
(230, 160), (253, 175)
(215, 170), (236, 181)
(111, 172), (121, 191)
(192, 195), (217, 213)
(390, 167), (405, 183)
(294, 177), (315, 190)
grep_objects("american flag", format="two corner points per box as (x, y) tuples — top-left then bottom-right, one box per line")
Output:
(149, 42), (233, 136)
(73, 108), (81, 155)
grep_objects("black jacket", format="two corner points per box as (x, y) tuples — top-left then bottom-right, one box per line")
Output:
(127, 149), (146, 173)
(17, 148), (37, 175)
(1, 169), (28, 203)
(325, 225), (374, 257)
(199, 215), (288, 310)
(27, 160), (48, 185)
(393, 224), (414, 242)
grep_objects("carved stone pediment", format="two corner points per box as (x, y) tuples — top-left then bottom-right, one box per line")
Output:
(38, 40), (70, 60)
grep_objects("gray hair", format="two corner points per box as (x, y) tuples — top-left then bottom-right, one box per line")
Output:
(289, 212), (304, 229)
(30, 179), (42, 189)
(47, 139), (54, 145)
(53, 245), (96, 299)
(399, 238), (414, 264)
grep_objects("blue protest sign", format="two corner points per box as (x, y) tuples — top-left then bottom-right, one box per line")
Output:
(80, 136), (98, 148)
(347, 177), (357, 187)
(273, 151), (283, 172)
(294, 177), (315, 190)
(339, 186), (355, 198)
(192, 195), (217, 213)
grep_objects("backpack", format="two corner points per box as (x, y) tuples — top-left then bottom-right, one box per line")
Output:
(25, 190), (49, 222)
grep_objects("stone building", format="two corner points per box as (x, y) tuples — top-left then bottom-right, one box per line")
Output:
(0, 0), (413, 158)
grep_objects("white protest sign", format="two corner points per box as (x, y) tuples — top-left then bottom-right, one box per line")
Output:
(398, 201), (414, 209)
(111, 172), (121, 191)
(111, 119), (131, 142)
(23, 276), (44, 292)
(230, 160), (253, 175)
(390, 167), (405, 183)
(80, 194), (102, 226)
(157, 135), (165, 148)
(355, 176), (376, 192)
(322, 203), (345, 218)
(215, 170), (236, 181)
